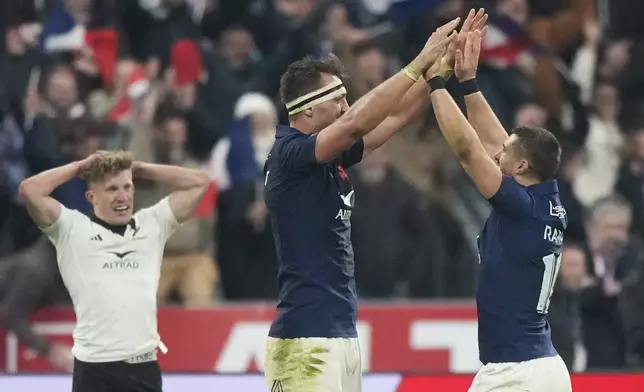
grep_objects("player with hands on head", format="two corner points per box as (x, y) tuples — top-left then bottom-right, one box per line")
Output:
(19, 149), (210, 392)
(426, 28), (572, 392)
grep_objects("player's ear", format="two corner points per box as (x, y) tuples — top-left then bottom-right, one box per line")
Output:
(303, 107), (314, 118)
(85, 190), (94, 204)
(516, 159), (530, 175)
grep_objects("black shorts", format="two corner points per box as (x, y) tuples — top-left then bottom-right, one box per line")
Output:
(72, 358), (162, 392)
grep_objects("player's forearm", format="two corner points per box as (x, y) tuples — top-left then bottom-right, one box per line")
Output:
(430, 88), (481, 158)
(133, 162), (209, 190)
(363, 80), (430, 154)
(391, 78), (431, 119)
(19, 161), (81, 199)
(340, 58), (426, 138)
(463, 91), (508, 155)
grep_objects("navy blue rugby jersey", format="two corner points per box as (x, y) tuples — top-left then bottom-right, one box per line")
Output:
(264, 125), (364, 338)
(477, 176), (567, 364)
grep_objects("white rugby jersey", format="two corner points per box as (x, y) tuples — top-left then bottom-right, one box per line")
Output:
(42, 197), (181, 363)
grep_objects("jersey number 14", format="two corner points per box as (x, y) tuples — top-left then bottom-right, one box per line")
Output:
(536, 253), (562, 314)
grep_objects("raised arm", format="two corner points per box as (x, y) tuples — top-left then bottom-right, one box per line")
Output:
(429, 31), (502, 199)
(362, 79), (430, 156)
(461, 84), (508, 157)
(362, 9), (489, 156)
(424, 9), (505, 157)
(453, 27), (507, 157)
(19, 162), (81, 229)
(313, 18), (460, 163)
(132, 162), (209, 223)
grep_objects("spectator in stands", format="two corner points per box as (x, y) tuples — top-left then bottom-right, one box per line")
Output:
(23, 65), (110, 214)
(616, 127), (644, 242)
(0, 238), (73, 372)
(549, 242), (592, 371)
(557, 141), (587, 243)
(581, 195), (643, 369)
(168, 38), (232, 160)
(218, 24), (263, 90)
(350, 146), (448, 298)
(574, 83), (625, 207)
(619, 256), (644, 367)
(514, 102), (547, 128)
(133, 101), (218, 306)
(208, 92), (278, 299)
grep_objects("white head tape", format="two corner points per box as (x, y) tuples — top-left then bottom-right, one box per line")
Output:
(285, 76), (347, 116)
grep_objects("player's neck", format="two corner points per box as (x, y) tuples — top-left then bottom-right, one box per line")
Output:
(289, 119), (316, 134)
(513, 174), (541, 188)
(92, 210), (126, 229)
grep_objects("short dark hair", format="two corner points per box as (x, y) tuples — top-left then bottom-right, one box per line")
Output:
(279, 54), (347, 106)
(512, 126), (562, 181)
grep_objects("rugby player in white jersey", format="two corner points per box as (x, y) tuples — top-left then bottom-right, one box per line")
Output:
(19, 150), (209, 392)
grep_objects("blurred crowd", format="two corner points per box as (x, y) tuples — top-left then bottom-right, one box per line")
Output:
(1, 0), (644, 373)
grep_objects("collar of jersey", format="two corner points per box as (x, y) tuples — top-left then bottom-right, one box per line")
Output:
(528, 179), (559, 195)
(276, 125), (310, 138)
(89, 214), (136, 236)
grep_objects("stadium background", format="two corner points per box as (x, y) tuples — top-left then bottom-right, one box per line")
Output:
(2, 0), (644, 391)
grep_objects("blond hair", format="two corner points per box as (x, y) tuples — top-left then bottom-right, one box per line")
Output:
(78, 150), (133, 184)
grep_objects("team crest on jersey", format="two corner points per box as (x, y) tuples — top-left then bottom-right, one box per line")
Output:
(549, 201), (566, 219)
(336, 190), (354, 220)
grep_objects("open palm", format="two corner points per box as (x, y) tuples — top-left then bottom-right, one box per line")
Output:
(432, 8), (487, 78)
(455, 30), (484, 82)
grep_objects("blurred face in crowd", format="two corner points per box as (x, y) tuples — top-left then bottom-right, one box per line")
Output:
(586, 204), (631, 255)
(324, 3), (351, 34)
(357, 48), (387, 89)
(6, 28), (26, 55)
(274, 0), (314, 19)
(631, 130), (644, 162)
(159, 117), (188, 164)
(87, 170), (135, 225)
(560, 149), (586, 182)
(514, 103), (546, 129)
(498, 0), (528, 25)
(358, 146), (388, 185)
(251, 110), (277, 138)
(220, 27), (256, 71)
(163, 117), (188, 148)
(594, 83), (620, 121)
(307, 72), (349, 131)
(66, 0), (92, 14)
(600, 40), (631, 79)
(46, 68), (79, 112)
(560, 246), (588, 290)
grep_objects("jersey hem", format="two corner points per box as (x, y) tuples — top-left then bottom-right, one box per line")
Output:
(480, 350), (558, 365)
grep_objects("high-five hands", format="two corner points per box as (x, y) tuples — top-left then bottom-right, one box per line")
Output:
(454, 28), (484, 82)
(428, 8), (488, 80)
(413, 18), (461, 74)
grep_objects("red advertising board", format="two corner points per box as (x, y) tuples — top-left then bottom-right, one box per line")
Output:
(0, 302), (479, 373)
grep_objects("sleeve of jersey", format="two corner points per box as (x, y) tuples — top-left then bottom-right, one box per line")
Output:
(340, 139), (365, 169)
(487, 176), (536, 218)
(278, 133), (318, 172)
(40, 206), (76, 245)
(152, 197), (183, 242)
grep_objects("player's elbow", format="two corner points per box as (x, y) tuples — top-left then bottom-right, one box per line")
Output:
(18, 179), (38, 202)
(195, 171), (210, 188)
(343, 112), (370, 138)
(455, 142), (475, 162)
